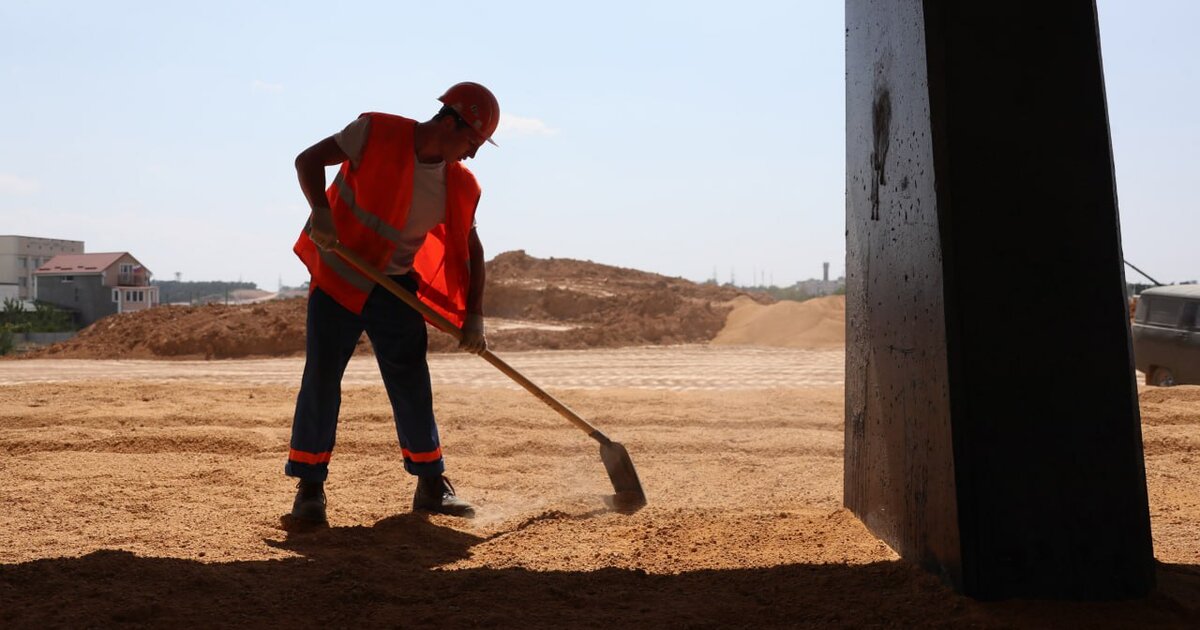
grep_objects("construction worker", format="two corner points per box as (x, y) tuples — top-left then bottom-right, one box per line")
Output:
(286, 82), (500, 525)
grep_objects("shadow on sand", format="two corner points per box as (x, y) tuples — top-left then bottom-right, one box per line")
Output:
(2, 513), (1198, 628)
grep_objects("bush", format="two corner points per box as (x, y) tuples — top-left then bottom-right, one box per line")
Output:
(0, 299), (74, 333)
(0, 297), (25, 323)
(30, 301), (74, 332)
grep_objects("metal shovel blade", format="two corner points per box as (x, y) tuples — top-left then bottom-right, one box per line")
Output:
(599, 440), (646, 511)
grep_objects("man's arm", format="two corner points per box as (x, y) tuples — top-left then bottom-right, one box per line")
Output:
(295, 136), (351, 250)
(459, 226), (487, 354)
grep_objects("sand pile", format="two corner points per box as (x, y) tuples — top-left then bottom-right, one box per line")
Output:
(426, 250), (765, 352)
(25, 299), (309, 360)
(21, 251), (768, 359)
(712, 294), (846, 349)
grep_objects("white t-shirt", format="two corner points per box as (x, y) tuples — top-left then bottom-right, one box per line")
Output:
(334, 116), (452, 275)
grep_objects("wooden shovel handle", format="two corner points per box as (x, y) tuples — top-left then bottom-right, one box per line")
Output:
(331, 243), (608, 442)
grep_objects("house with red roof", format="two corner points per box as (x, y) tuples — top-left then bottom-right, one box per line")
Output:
(34, 252), (159, 326)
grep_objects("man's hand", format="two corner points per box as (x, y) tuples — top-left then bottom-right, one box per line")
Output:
(309, 206), (337, 251)
(459, 313), (487, 355)
(296, 135), (350, 252)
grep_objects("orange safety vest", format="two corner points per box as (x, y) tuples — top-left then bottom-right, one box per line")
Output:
(293, 113), (481, 329)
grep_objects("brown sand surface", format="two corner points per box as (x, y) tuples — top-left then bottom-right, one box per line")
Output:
(1, 348), (1198, 627)
(0, 346), (845, 390)
(712, 295), (846, 349)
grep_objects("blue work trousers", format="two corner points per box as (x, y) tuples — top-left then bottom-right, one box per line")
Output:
(285, 276), (444, 482)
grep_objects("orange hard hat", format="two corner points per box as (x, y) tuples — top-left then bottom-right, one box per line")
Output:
(438, 82), (500, 146)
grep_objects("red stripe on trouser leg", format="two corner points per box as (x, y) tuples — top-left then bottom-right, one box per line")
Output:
(402, 447), (442, 463)
(289, 448), (332, 465)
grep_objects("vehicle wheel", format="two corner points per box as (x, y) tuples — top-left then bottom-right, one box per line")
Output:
(1148, 367), (1176, 387)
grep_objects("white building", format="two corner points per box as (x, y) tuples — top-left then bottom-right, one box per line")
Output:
(0, 235), (85, 300)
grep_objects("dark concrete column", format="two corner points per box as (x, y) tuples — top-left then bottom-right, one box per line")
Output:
(844, 0), (1155, 599)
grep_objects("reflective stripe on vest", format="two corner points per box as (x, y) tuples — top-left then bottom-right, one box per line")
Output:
(331, 172), (405, 244)
(315, 245), (375, 293)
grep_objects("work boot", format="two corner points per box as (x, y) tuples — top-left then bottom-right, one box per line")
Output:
(413, 475), (475, 518)
(291, 480), (327, 525)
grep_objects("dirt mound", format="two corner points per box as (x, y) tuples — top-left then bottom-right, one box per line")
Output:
(25, 299), (310, 360)
(21, 251), (769, 359)
(425, 250), (767, 352)
(711, 294), (845, 349)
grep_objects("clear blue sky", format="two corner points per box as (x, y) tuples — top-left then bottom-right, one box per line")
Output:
(1, 1), (1195, 290)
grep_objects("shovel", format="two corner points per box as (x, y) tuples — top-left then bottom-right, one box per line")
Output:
(331, 242), (646, 510)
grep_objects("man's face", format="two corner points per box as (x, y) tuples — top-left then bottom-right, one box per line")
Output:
(455, 128), (483, 161)
(442, 116), (483, 161)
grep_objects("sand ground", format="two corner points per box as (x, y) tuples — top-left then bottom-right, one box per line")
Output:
(1, 346), (1198, 628)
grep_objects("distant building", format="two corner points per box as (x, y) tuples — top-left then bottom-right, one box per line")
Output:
(788, 262), (846, 297)
(0, 235), (85, 299)
(34, 252), (159, 326)
(794, 277), (846, 297)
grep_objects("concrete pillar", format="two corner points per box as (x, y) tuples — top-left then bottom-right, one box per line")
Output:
(844, 0), (1155, 599)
